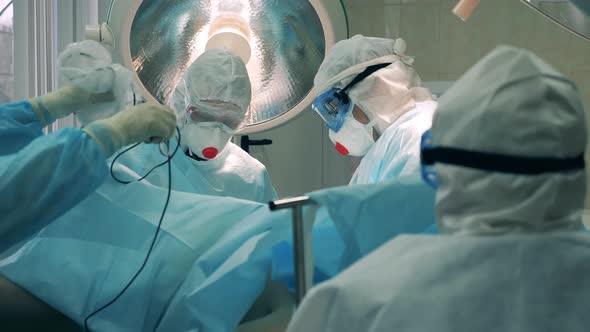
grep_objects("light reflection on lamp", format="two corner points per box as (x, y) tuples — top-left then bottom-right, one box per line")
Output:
(206, 15), (252, 64)
(127, 0), (329, 131)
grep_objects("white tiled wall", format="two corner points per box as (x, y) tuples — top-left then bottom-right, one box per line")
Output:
(344, 0), (590, 86)
(344, 0), (590, 206)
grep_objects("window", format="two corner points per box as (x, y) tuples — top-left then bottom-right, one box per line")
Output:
(0, 0), (13, 103)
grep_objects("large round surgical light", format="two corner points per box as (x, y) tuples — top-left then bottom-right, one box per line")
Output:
(101, 0), (347, 134)
(522, 0), (590, 42)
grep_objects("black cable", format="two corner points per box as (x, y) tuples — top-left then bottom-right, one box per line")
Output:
(338, 0), (349, 38)
(109, 142), (141, 184)
(83, 127), (181, 332)
(0, 1), (13, 18)
(109, 128), (181, 184)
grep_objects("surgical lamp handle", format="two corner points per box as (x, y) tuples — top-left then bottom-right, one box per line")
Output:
(269, 196), (314, 306)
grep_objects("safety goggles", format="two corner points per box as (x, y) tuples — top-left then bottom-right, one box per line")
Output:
(311, 88), (352, 132)
(420, 129), (586, 189)
(312, 62), (392, 133)
(185, 102), (243, 131)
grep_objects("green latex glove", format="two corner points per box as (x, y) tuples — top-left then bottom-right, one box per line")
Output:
(83, 103), (177, 158)
(29, 86), (114, 126)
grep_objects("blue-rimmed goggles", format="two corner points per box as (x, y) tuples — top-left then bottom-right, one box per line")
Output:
(311, 88), (351, 132)
(312, 62), (392, 133)
(420, 129), (438, 188)
(420, 129), (585, 189)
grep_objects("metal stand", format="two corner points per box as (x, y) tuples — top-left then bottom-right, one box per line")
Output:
(269, 196), (314, 305)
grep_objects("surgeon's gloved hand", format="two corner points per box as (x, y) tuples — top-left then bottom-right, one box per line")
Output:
(28, 86), (115, 126)
(83, 103), (177, 158)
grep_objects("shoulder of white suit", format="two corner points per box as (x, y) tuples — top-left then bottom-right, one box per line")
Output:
(226, 142), (267, 170)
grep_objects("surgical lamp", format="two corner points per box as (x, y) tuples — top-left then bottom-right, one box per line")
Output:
(86, 0), (348, 135)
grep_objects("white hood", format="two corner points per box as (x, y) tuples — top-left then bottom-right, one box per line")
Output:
(432, 45), (587, 235)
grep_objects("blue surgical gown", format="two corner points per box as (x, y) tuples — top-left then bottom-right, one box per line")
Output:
(0, 101), (107, 252)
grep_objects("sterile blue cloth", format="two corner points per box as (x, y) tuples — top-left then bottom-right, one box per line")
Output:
(350, 101), (436, 185)
(0, 100), (435, 331)
(311, 178), (436, 269)
(0, 159), (435, 331)
(272, 177), (437, 289)
(115, 140), (277, 203)
(0, 162), (291, 332)
(0, 101), (107, 253)
(0, 102), (276, 332)
(0, 101), (45, 155)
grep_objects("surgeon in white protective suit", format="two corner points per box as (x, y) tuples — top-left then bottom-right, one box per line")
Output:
(312, 34), (436, 184)
(286, 45), (590, 332)
(272, 35), (439, 287)
(119, 48), (277, 203)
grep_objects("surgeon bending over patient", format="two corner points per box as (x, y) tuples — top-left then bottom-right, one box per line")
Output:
(312, 34), (436, 184)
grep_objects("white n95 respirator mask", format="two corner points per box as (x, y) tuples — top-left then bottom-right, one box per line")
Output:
(328, 111), (376, 157)
(182, 122), (234, 160)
